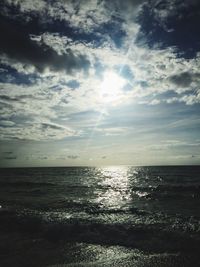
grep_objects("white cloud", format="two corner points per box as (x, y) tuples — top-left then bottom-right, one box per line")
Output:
(1, 0), (200, 146)
(0, 121), (78, 141)
(95, 127), (129, 136)
(6, 0), (46, 13)
(0, 120), (15, 127)
(4, 0), (199, 106)
(1, 32), (200, 142)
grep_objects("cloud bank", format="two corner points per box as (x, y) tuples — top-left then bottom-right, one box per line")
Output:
(0, 0), (199, 166)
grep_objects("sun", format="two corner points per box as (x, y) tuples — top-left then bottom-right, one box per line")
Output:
(99, 70), (126, 103)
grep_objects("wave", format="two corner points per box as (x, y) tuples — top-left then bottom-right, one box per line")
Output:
(1, 208), (200, 254)
(131, 184), (200, 192)
(0, 181), (56, 187)
(131, 185), (200, 200)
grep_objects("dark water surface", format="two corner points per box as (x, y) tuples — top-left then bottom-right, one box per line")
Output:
(0, 166), (200, 266)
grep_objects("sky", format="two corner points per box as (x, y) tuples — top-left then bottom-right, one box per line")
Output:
(0, 0), (200, 167)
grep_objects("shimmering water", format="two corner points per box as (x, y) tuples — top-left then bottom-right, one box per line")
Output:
(0, 166), (200, 266)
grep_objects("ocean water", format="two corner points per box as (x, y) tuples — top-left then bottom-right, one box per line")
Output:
(0, 166), (200, 266)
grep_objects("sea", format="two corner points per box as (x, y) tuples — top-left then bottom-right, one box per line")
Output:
(0, 166), (200, 267)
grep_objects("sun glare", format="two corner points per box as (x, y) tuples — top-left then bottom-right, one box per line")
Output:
(99, 71), (126, 103)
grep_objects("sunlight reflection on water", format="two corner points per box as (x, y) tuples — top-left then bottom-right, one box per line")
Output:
(95, 166), (132, 210)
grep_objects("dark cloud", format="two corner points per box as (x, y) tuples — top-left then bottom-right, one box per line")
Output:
(0, 14), (90, 73)
(0, 64), (39, 85)
(41, 123), (65, 130)
(136, 0), (200, 58)
(67, 80), (80, 90)
(38, 156), (48, 160)
(0, 95), (33, 103)
(67, 155), (79, 159)
(0, 0), (138, 53)
(3, 156), (17, 160)
(169, 72), (193, 88)
(0, 95), (18, 102)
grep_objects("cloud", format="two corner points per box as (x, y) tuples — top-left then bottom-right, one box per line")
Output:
(1, 29), (200, 129)
(0, 0), (199, 152)
(41, 122), (67, 131)
(66, 80), (80, 90)
(149, 139), (200, 151)
(137, 0), (200, 58)
(168, 71), (200, 94)
(3, 156), (17, 160)
(179, 93), (200, 105)
(169, 72), (193, 88)
(106, 0), (145, 20)
(10, 0), (46, 13)
(1, 0), (142, 49)
(0, 122), (79, 141)
(0, 15), (90, 74)
(67, 155), (79, 159)
(0, 120), (15, 127)
(95, 127), (129, 136)
(38, 156), (48, 160)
